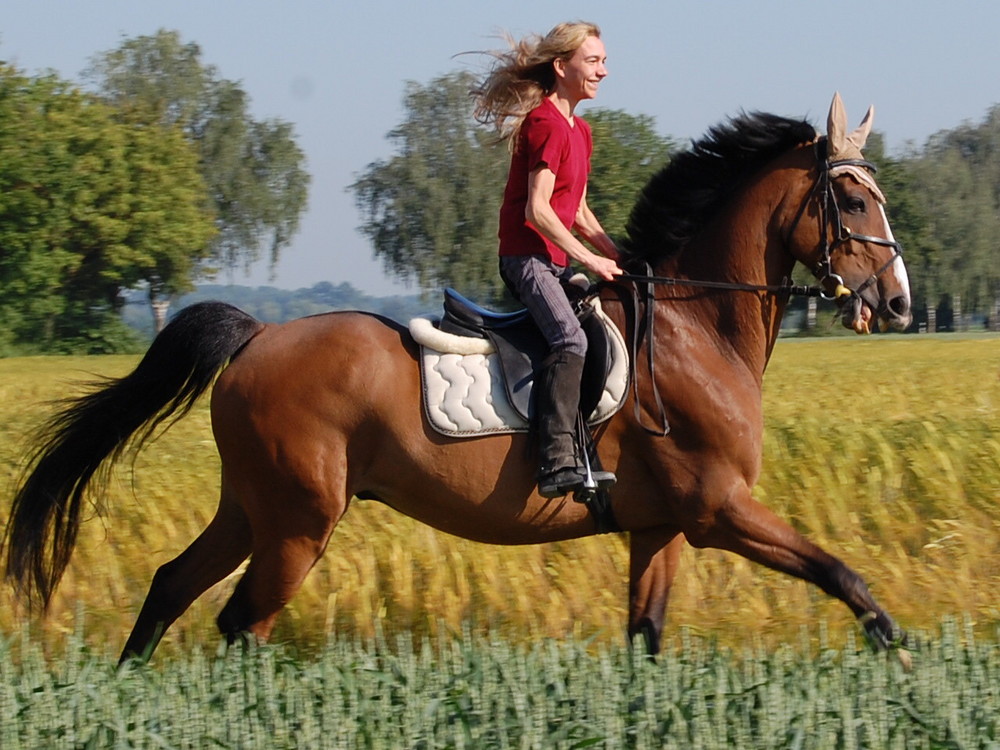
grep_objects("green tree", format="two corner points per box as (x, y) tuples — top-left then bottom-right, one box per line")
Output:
(929, 107), (1000, 329)
(352, 71), (509, 301)
(352, 71), (675, 303)
(0, 63), (214, 352)
(906, 131), (1000, 330)
(862, 134), (938, 331)
(85, 30), (310, 288)
(586, 109), (675, 240)
(868, 106), (1000, 332)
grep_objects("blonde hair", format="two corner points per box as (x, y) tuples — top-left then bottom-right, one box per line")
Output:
(471, 21), (601, 145)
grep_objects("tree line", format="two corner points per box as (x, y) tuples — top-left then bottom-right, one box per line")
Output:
(120, 281), (430, 337)
(2, 46), (998, 355)
(354, 72), (1000, 333)
(0, 30), (309, 354)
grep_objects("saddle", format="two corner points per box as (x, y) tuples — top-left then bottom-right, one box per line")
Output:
(441, 288), (615, 420)
(409, 286), (629, 437)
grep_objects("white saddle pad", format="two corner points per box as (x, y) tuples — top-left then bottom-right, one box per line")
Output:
(409, 300), (629, 437)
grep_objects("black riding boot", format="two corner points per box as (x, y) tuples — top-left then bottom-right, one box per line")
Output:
(535, 351), (616, 498)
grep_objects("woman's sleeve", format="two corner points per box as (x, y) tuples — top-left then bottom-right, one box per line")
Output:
(521, 115), (568, 176)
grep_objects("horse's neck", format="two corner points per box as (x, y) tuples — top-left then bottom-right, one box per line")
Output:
(662, 191), (798, 377)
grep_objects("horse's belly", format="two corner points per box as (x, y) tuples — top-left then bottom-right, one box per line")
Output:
(358, 432), (599, 544)
(368, 490), (598, 545)
(220, 314), (605, 545)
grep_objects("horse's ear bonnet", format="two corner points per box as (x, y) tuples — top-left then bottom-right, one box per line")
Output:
(826, 91), (874, 161)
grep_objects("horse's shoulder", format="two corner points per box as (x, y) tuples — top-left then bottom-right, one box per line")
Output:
(651, 329), (764, 464)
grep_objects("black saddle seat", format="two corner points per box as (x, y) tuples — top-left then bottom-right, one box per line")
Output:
(439, 288), (530, 336)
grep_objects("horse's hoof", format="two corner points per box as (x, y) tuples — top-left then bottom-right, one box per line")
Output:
(895, 647), (913, 672)
(859, 610), (909, 658)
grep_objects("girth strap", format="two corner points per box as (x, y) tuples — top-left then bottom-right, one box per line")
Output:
(627, 264), (671, 437)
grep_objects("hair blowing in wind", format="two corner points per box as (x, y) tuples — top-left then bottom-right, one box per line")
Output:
(470, 21), (601, 144)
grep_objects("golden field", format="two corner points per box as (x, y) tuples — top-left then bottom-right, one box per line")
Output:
(1, 334), (998, 658)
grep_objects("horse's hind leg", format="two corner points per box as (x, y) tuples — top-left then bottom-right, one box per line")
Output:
(628, 528), (684, 655)
(119, 489), (252, 663)
(215, 492), (340, 645)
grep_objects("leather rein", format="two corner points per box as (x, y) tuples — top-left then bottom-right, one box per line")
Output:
(604, 148), (905, 437)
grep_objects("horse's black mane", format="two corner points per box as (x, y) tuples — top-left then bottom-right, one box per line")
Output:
(622, 112), (818, 264)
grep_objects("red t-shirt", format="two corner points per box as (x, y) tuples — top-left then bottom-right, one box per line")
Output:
(498, 97), (592, 267)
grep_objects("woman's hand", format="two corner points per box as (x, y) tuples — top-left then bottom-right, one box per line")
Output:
(582, 252), (623, 282)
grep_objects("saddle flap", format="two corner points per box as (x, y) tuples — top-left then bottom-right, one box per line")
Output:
(579, 312), (611, 418)
(484, 326), (548, 420)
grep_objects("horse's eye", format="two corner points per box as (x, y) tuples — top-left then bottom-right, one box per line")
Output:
(845, 197), (866, 213)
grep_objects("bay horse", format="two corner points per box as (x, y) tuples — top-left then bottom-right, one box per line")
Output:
(4, 94), (913, 663)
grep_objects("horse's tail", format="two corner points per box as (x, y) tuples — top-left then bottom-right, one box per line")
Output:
(3, 301), (265, 610)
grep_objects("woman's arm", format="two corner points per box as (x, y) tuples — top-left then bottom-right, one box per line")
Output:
(573, 184), (620, 261)
(525, 167), (622, 281)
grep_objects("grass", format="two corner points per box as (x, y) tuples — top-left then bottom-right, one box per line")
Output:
(0, 335), (998, 659)
(2, 617), (998, 749)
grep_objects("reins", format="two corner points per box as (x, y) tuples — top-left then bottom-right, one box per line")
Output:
(617, 272), (823, 298)
(604, 148), (904, 438)
(602, 266), (823, 439)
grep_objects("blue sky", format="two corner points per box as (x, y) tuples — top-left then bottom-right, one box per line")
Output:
(3, 0), (998, 295)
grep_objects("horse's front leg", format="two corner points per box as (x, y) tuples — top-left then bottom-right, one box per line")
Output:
(684, 479), (906, 651)
(627, 527), (684, 655)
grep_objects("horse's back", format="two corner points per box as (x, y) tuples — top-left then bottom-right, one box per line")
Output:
(222, 308), (414, 385)
(240, 309), (412, 359)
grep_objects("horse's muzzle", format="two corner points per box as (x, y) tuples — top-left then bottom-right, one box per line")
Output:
(843, 292), (911, 334)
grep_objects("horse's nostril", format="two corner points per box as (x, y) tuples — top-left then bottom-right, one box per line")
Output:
(887, 295), (910, 319)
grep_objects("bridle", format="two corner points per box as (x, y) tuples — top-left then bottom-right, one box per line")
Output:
(792, 146), (904, 306)
(607, 142), (905, 437)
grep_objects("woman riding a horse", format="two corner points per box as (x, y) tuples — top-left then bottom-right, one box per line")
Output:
(3, 87), (913, 663)
(473, 21), (623, 498)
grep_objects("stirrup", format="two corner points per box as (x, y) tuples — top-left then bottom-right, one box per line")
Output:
(572, 470), (616, 505)
(575, 423), (615, 500)
(538, 466), (616, 499)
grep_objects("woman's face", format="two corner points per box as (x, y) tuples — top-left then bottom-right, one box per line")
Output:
(554, 35), (608, 103)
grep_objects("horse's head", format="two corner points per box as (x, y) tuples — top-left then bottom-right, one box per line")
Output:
(789, 93), (912, 333)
